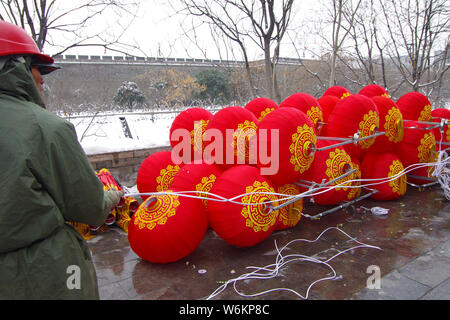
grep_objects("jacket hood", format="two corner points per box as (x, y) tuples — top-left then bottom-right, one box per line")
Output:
(0, 55), (45, 108)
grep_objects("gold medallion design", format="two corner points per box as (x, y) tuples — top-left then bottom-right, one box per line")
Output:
(190, 120), (209, 152)
(306, 106), (324, 132)
(156, 165), (180, 192)
(325, 148), (352, 191)
(418, 132), (436, 163)
(358, 110), (379, 149)
(388, 160), (406, 196)
(382, 93), (390, 98)
(289, 124), (316, 173)
(347, 161), (362, 200)
(259, 107), (275, 122)
(341, 92), (350, 99)
(134, 192), (180, 230)
(385, 107), (404, 143)
(418, 105), (432, 121)
(195, 174), (217, 207)
(233, 120), (258, 159)
(277, 184), (302, 228)
(241, 181), (279, 232)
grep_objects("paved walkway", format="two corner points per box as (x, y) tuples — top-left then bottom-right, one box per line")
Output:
(87, 185), (450, 300)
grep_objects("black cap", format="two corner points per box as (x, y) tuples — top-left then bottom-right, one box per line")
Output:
(31, 56), (61, 75)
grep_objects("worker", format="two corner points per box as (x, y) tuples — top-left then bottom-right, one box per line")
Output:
(0, 20), (123, 299)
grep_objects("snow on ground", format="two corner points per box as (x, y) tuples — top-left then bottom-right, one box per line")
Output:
(68, 112), (176, 155)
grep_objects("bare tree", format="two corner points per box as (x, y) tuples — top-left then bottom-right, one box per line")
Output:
(378, 0), (449, 94)
(0, 0), (140, 56)
(172, 0), (294, 103)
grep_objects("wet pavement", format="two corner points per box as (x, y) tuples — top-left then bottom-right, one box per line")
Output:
(88, 185), (450, 300)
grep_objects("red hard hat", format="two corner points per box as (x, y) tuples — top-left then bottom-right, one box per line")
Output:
(0, 20), (54, 64)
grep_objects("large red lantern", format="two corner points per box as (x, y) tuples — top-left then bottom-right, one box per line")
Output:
(361, 152), (407, 200)
(255, 107), (317, 186)
(204, 106), (259, 168)
(431, 108), (450, 146)
(128, 189), (208, 263)
(302, 140), (354, 205)
(326, 94), (380, 160)
(207, 165), (280, 247)
(244, 97), (278, 122)
(279, 92), (324, 135)
(368, 96), (404, 152)
(397, 92), (432, 122)
(317, 95), (340, 136)
(170, 161), (223, 209)
(275, 184), (303, 231)
(323, 86), (351, 100)
(170, 107), (213, 163)
(397, 121), (436, 168)
(359, 84), (389, 98)
(136, 151), (182, 201)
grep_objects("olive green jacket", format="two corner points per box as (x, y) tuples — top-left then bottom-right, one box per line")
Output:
(0, 56), (113, 299)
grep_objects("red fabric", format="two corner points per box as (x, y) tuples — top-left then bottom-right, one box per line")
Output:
(302, 140), (353, 205)
(361, 152), (407, 200)
(136, 151), (182, 201)
(170, 107), (213, 163)
(244, 97), (278, 122)
(322, 86), (351, 100)
(279, 93), (324, 135)
(128, 189), (208, 263)
(207, 165), (280, 247)
(255, 107), (316, 186)
(397, 92), (432, 122)
(397, 121), (436, 168)
(359, 84), (389, 98)
(326, 94), (380, 160)
(275, 184), (303, 231)
(204, 106), (259, 169)
(368, 96), (404, 152)
(431, 108), (450, 144)
(318, 95), (340, 125)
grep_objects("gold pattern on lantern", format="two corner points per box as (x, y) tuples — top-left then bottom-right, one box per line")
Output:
(306, 106), (324, 131)
(289, 124), (316, 173)
(347, 162), (362, 200)
(418, 105), (432, 121)
(190, 120), (209, 152)
(259, 107), (275, 122)
(358, 110), (379, 149)
(341, 92), (350, 99)
(134, 192), (180, 230)
(385, 107), (404, 143)
(325, 148), (352, 191)
(195, 174), (217, 207)
(417, 132), (436, 163)
(277, 184), (302, 228)
(156, 165), (180, 192)
(241, 181), (279, 232)
(388, 160), (407, 195)
(233, 120), (258, 159)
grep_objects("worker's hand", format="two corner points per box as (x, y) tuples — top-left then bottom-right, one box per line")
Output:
(104, 190), (125, 210)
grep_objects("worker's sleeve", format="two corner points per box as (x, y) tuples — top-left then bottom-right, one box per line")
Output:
(34, 117), (111, 226)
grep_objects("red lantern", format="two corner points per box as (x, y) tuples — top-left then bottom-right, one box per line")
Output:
(204, 106), (259, 168)
(317, 95), (340, 136)
(255, 107), (317, 186)
(207, 165), (280, 247)
(279, 92), (324, 135)
(326, 94), (380, 160)
(323, 86), (351, 100)
(244, 97), (278, 122)
(359, 84), (389, 98)
(397, 121), (436, 168)
(275, 184), (303, 231)
(170, 161), (223, 209)
(302, 140), (354, 205)
(136, 151), (182, 201)
(397, 92), (432, 122)
(407, 151), (439, 185)
(431, 108), (450, 145)
(170, 107), (213, 163)
(128, 189), (208, 263)
(361, 152), (407, 200)
(368, 96), (404, 152)
(345, 156), (362, 201)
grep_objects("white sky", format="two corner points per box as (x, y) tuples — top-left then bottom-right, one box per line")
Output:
(45, 0), (321, 60)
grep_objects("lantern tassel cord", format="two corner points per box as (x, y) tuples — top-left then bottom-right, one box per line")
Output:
(204, 226), (381, 300)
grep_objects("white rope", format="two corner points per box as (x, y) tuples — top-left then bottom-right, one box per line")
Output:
(205, 227), (381, 300)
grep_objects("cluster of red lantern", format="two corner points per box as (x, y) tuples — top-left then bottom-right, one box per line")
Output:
(128, 84), (448, 264)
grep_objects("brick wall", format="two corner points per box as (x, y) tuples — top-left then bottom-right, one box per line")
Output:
(88, 146), (171, 187)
